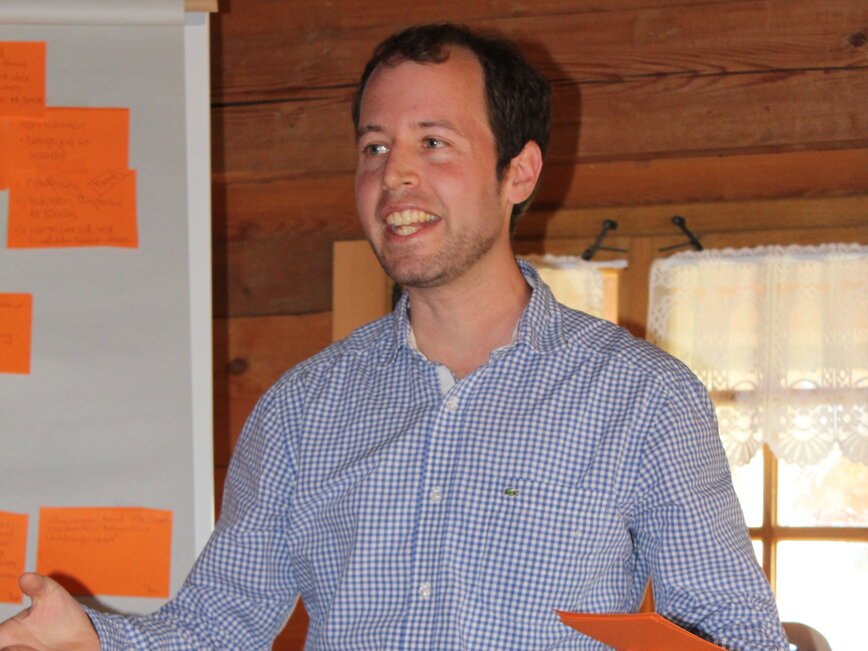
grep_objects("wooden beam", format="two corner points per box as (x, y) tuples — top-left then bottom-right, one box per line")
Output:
(213, 177), (866, 319)
(536, 149), (868, 209)
(210, 0), (868, 103)
(186, 0), (218, 11)
(332, 241), (393, 341)
(212, 312), (332, 463)
(753, 527), (868, 541)
(211, 70), (868, 177)
(212, 149), (868, 226)
(515, 195), (868, 240)
(211, 175), (360, 318)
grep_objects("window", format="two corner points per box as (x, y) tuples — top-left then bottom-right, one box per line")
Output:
(731, 446), (867, 650)
(648, 243), (868, 650)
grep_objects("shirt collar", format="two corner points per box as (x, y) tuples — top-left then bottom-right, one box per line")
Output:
(512, 258), (564, 355)
(379, 258), (563, 365)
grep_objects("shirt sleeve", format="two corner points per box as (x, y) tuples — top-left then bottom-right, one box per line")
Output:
(85, 380), (301, 649)
(631, 372), (789, 651)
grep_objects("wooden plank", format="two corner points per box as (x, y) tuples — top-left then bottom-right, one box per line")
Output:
(185, 0), (217, 11)
(211, 94), (355, 178)
(621, 237), (655, 338)
(332, 241), (393, 341)
(515, 195), (868, 240)
(213, 467), (226, 518)
(274, 603), (309, 650)
(210, 0), (868, 103)
(214, 149), (868, 211)
(212, 181), (867, 319)
(209, 0), (734, 101)
(212, 68), (868, 177)
(651, 223), (868, 253)
(549, 68), (868, 163)
(601, 270), (620, 325)
(212, 175), (362, 318)
(210, 0), (728, 40)
(535, 149), (868, 209)
(212, 312), (332, 465)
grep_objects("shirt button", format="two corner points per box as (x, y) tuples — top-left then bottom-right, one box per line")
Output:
(418, 581), (432, 600)
(429, 487), (443, 503)
(444, 397), (459, 412)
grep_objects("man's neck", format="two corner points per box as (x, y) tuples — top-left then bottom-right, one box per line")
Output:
(407, 257), (531, 379)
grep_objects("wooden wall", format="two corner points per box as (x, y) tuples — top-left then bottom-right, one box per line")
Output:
(208, 1), (867, 647)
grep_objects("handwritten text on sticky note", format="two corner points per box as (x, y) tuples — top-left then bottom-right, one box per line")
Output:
(0, 293), (33, 375)
(0, 511), (29, 604)
(7, 169), (137, 248)
(37, 507), (172, 598)
(4, 107), (129, 174)
(0, 42), (46, 118)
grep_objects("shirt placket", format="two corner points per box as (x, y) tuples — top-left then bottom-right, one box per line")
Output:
(403, 363), (464, 650)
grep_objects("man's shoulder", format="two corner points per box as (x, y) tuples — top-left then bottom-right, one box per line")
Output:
(555, 304), (698, 389)
(269, 313), (396, 390)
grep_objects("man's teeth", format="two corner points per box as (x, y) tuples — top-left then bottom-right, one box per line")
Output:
(394, 224), (423, 236)
(386, 209), (438, 235)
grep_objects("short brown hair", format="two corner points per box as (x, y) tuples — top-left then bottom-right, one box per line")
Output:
(353, 23), (551, 229)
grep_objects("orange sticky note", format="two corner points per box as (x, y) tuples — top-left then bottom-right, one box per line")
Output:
(0, 511), (29, 604)
(37, 507), (172, 598)
(556, 611), (726, 650)
(7, 169), (137, 248)
(0, 42), (46, 119)
(0, 117), (8, 188)
(0, 107), (129, 188)
(0, 293), (32, 374)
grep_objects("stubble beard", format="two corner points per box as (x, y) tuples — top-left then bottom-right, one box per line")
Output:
(372, 226), (500, 290)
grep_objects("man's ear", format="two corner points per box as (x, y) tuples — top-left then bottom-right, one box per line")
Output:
(504, 140), (543, 206)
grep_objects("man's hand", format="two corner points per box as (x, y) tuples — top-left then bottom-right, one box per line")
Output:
(0, 573), (99, 651)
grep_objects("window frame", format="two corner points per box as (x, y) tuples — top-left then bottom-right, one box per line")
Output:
(749, 443), (868, 591)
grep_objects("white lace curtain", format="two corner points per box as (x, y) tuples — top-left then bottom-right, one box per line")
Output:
(647, 244), (867, 467)
(521, 254), (624, 319)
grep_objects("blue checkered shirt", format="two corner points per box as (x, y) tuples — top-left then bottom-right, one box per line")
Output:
(89, 261), (787, 650)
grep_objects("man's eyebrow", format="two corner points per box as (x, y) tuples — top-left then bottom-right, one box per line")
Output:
(417, 120), (460, 132)
(356, 120), (464, 140)
(356, 124), (384, 140)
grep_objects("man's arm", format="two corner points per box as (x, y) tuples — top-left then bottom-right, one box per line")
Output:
(2, 378), (302, 650)
(632, 376), (788, 651)
(90, 384), (301, 648)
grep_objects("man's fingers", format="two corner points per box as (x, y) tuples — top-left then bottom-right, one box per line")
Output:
(1, 573), (99, 650)
(17, 573), (50, 602)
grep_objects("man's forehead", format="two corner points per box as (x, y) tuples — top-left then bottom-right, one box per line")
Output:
(358, 50), (485, 117)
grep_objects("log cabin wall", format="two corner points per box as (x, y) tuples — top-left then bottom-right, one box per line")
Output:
(209, 2), (867, 646)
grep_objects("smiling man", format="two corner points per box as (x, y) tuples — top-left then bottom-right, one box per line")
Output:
(355, 47), (526, 289)
(0, 23), (787, 651)
(353, 41), (542, 378)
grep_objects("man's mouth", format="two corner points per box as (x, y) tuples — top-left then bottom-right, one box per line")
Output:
(385, 209), (439, 236)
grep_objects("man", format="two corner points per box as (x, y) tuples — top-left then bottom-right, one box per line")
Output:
(0, 23), (787, 650)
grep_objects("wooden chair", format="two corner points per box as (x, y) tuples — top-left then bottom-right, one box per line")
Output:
(782, 622), (832, 651)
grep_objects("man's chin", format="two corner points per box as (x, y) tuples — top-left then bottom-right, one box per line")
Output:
(373, 251), (442, 289)
(387, 269), (447, 290)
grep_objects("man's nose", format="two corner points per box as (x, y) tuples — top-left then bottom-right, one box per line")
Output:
(383, 146), (419, 190)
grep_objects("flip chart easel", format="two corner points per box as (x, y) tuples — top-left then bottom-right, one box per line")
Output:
(0, 0), (213, 619)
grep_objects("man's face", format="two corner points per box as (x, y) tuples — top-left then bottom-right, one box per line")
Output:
(354, 48), (513, 289)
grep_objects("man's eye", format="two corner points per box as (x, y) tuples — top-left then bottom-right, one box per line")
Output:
(363, 143), (388, 156)
(422, 137), (444, 149)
